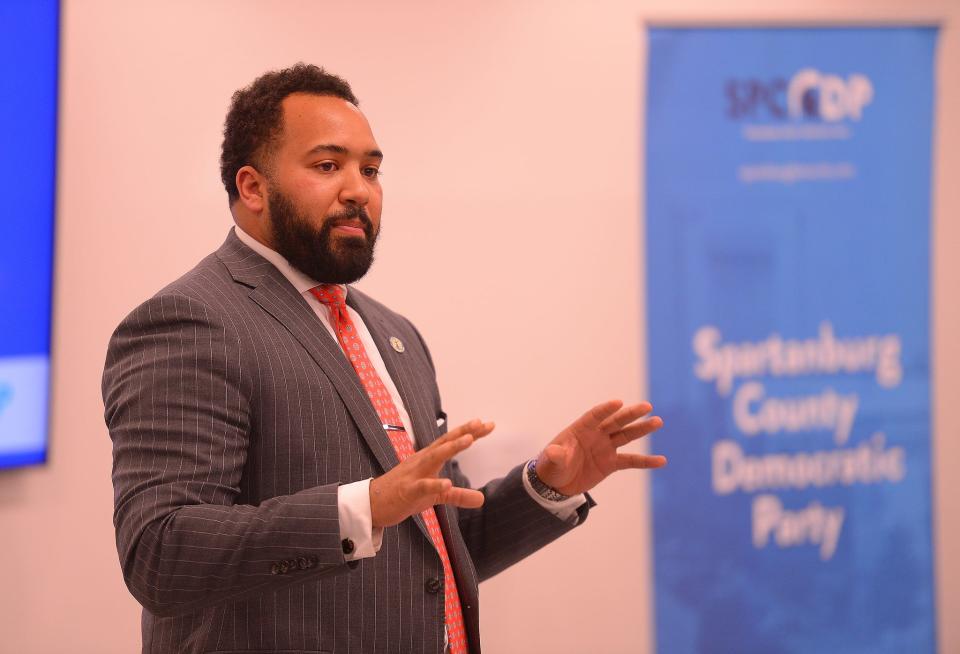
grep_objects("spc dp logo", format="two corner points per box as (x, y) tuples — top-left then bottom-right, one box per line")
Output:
(726, 68), (874, 122)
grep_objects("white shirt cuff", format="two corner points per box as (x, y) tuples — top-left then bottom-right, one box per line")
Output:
(521, 463), (587, 525)
(337, 478), (383, 560)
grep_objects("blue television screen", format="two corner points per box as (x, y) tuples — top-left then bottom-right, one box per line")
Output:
(0, 0), (60, 468)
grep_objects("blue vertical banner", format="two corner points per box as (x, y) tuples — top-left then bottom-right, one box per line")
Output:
(0, 0), (60, 468)
(645, 27), (937, 653)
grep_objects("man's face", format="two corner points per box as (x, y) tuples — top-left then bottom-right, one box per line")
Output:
(264, 93), (384, 284)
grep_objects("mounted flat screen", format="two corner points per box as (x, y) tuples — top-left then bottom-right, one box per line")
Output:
(0, 0), (60, 468)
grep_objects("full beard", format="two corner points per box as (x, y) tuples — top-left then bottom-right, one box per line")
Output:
(267, 188), (378, 285)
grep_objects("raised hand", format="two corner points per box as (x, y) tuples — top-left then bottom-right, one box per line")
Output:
(369, 419), (495, 528)
(534, 400), (665, 497)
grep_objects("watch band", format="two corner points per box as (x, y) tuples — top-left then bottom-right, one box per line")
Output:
(526, 458), (572, 502)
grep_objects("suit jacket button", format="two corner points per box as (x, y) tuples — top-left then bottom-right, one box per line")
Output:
(341, 538), (355, 555)
(297, 557), (309, 570)
(270, 563), (281, 575)
(425, 577), (441, 594)
(278, 561), (289, 574)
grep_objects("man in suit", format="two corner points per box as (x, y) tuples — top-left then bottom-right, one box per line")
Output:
(102, 63), (665, 654)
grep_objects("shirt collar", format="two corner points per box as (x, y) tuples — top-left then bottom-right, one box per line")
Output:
(234, 225), (347, 298)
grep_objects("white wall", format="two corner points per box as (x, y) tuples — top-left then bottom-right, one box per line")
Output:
(0, 1), (957, 652)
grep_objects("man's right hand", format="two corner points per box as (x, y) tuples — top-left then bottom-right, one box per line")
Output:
(369, 419), (494, 528)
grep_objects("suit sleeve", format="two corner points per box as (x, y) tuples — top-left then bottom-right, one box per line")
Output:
(102, 293), (351, 618)
(446, 460), (593, 582)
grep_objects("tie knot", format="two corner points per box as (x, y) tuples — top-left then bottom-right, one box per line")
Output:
(310, 284), (346, 308)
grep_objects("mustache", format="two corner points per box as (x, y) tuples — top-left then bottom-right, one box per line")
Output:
(326, 205), (372, 228)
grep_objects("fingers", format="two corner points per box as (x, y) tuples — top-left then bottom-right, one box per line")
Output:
(598, 402), (654, 434)
(572, 400), (655, 433)
(432, 420), (477, 445)
(572, 400), (624, 433)
(417, 418), (494, 470)
(432, 419), (495, 446)
(472, 420), (495, 440)
(420, 434), (476, 470)
(439, 486), (485, 509)
(412, 477), (453, 496)
(615, 452), (667, 470)
(371, 418), (494, 528)
(609, 415), (664, 448)
(411, 480), (484, 509)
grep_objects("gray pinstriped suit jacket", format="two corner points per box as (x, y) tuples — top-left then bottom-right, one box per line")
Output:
(102, 229), (589, 654)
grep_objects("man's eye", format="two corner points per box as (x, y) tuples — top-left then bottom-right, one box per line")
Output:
(362, 167), (382, 179)
(314, 162), (337, 172)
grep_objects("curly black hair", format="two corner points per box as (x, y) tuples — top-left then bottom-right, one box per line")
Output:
(220, 63), (358, 204)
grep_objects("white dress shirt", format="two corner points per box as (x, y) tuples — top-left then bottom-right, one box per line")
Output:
(235, 226), (584, 561)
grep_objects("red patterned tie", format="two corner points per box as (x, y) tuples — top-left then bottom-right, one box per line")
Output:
(310, 284), (468, 654)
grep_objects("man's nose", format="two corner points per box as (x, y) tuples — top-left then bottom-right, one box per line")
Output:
(338, 166), (370, 206)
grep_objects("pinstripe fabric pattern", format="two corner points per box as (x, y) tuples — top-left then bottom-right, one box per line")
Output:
(102, 229), (589, 653)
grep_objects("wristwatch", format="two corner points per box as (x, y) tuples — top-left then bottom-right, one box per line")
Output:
(526, 458), (572, 502)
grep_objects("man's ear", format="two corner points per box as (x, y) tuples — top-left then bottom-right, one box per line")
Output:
(236, 165), (268, 213)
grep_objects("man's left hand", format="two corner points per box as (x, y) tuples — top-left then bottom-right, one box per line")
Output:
(534, 400), (665, 497)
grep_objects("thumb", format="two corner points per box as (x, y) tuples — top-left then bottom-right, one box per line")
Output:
(537, 444), (571, 485)
(543, 444), (567, 466)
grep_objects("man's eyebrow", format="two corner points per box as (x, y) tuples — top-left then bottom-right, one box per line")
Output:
(306, 144), (383, 159)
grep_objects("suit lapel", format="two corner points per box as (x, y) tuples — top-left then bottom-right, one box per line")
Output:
(346, 291), (441, 541)
(346, 291), (439, 453)
(436, 503), (478, 607)
(217, 231), (401, 477)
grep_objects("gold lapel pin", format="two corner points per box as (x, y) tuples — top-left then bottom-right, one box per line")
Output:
(390, 337), (405, 353)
